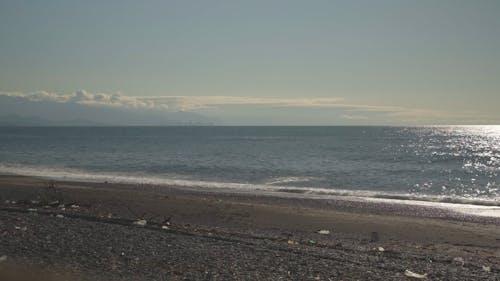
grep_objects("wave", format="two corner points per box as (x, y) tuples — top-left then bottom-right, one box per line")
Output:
(265, 176), (318, 185)
(1, 164), (499, 218)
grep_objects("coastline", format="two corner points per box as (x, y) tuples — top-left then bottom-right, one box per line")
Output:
(1, 175), (499, 280)
(1, 164), (499, 217)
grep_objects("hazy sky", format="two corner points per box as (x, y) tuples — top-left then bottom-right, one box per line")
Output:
(0, 0), (499, 125)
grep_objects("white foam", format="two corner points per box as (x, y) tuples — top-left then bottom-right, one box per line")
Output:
(362, 196), (500, 218)
(1, 164), (499, 218)
(265, 176), (316, 185)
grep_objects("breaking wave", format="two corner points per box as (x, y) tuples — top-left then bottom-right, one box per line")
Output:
(1, 163), (499, 218)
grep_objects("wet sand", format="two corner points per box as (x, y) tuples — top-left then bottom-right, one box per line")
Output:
(0, 175), (499, 280)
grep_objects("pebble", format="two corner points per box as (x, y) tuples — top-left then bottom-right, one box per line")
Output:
(452, 257), (464, 267)
(48, 201), (60, 207)
(133, 219), (147, 226)
(404, 270), (427, 279)
(14, 225), (27, 231)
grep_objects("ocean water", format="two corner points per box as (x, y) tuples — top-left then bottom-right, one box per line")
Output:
(0, 126), (499, 207)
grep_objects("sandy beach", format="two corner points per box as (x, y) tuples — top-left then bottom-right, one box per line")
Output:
(0, 175), (499, 280)
(2, 0), (500, 279)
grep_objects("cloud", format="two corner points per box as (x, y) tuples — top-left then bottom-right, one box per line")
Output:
(2, 90), (494, 124)
(2, 91), (68, 103)
(338, 114), (368, 120)
(141, 96), (348, 110)
(0, 90), (419, 111)
(0, 91), (349, 111)
(0, 90), (168, 110)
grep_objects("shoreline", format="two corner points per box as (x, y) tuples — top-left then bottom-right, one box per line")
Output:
(1, 166), (500, 218)
(1, 175), (499, 280)
(2, 171), (500, 222)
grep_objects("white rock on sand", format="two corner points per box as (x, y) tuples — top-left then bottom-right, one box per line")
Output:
(133, 219), (147, 226)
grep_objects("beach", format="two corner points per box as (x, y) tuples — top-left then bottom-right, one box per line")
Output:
(0, 175), (499, 280)
(2, 0), (500, 279)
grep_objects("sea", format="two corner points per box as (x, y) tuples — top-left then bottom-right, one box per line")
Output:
(1, 126), (499, 215)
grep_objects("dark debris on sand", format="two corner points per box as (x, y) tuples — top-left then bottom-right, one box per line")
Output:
(1, 209), (498, 281)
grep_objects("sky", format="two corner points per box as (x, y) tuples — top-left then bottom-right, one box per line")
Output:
(0, 0), (499, 125)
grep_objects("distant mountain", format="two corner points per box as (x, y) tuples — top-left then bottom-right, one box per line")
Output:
(0, 115), (52, 126)
(0, 96), (212, 126)
(0, 115), (107, 126)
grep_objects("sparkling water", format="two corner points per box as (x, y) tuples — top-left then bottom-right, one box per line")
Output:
(0, 126), (498, 205)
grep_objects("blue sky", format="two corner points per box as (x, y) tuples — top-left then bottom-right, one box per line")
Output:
(0, 0), (499, 125)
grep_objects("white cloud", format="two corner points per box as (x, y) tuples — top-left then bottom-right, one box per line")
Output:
(338, 114), (368, 120)
(0, 90), (167, 109)
(1, 91), (68, 103)
(2, 90), (490, 124)
(140, 95), (348, 110)
(0, 91), (348, 111)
